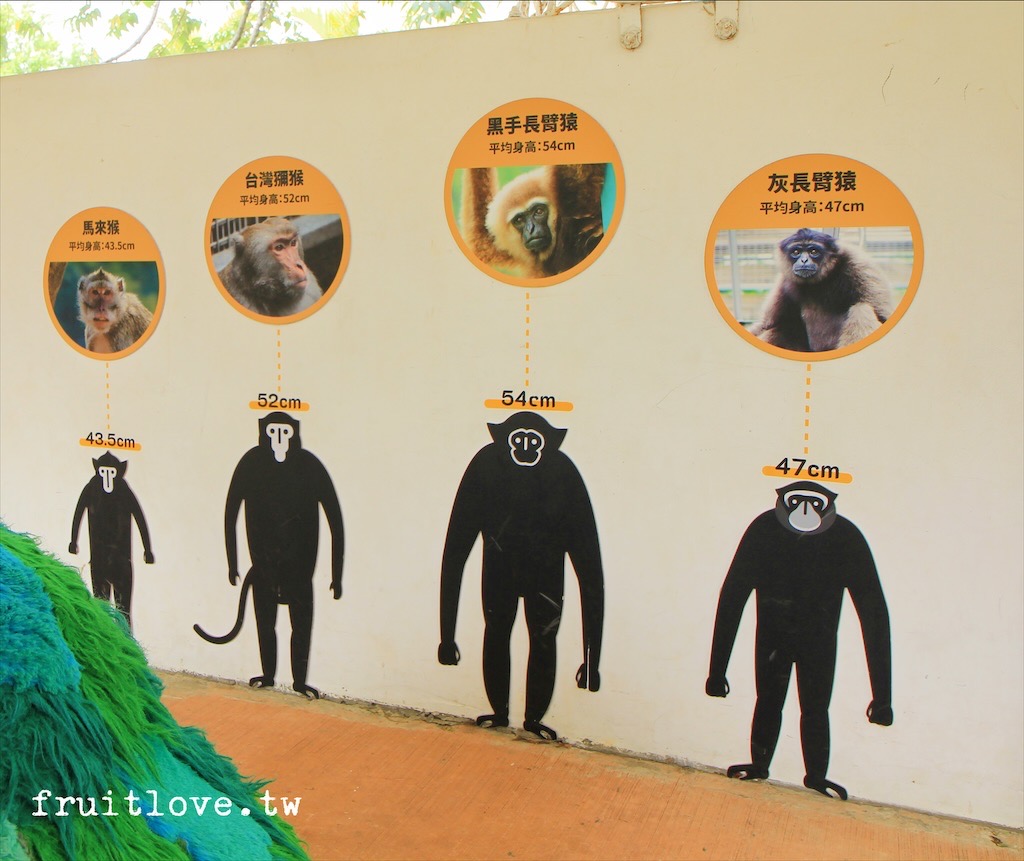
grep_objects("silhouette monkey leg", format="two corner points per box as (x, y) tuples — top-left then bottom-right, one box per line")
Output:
(288, 581), (317, 698)
(523, 589), (563, 736)
(730, 641), (792, 780)
(479, 572), (518, 726)
(796, 649), (847, 799)
(250, 582), (279, 688)
(108, 562), (134, 628)
(90, 570), (113, 603)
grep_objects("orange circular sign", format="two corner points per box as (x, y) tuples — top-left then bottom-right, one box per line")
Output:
(44, 207), (165, 360)
(206, 156), (350, 324)
(705, 154), (923, 360)
(445, 98), (625, 287)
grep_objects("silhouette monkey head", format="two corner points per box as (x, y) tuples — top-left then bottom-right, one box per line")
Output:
(93, 451), (127, 494)
(774, 481), (837, 535)
(488, 411), (567, 468)
(258, 411), (302, 463)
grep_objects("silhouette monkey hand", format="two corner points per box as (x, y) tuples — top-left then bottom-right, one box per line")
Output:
(69, 542), (78, 554)
(438, 641), (461, 665)
(144, 550), (155, 564)
(575, 662), (601, 692)
(705, 676), (730, 697)
(330, 579), (342, 599)
(228, 569), (240, 586)
(866, 700), (893, 726)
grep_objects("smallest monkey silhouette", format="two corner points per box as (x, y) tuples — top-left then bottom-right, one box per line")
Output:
(69, 451), (154, 630)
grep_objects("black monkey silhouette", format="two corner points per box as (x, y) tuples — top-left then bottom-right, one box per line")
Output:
(705, 481), (892, 800)
(69, 451), (154, 631)
(194, 411), (344, 700)
(438, 411), (604, 740)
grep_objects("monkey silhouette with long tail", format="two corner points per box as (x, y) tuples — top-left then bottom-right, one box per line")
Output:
(194, 411), (343, 699)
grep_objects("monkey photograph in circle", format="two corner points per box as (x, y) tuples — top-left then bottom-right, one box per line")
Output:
(193, 411), (344, 700)
(48, 261), (159, 356)
(452, 163), (616, 282)
(438, 411), (605, 741)
(209, 214), (343, 320)
(705, 481), (892, 801)
(69, 451), (155, 632)
(710, 226), (915, 355)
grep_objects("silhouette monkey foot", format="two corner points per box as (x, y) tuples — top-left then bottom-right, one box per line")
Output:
(293, 683), (321, 700)
(803, 776), (848, 800)
(475, 714), (510, 729)
(726, 763), (769, 781)
(249, 675), (275, 689)
(523, 720), (558, 741)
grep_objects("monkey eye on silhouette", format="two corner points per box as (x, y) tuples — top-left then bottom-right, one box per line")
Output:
(776, 484), (837, 535)
(508, 427), (545, 467)
(265, 422), (295, 462)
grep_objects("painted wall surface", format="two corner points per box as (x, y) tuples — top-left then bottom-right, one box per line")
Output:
(1, 0), (1021, 827)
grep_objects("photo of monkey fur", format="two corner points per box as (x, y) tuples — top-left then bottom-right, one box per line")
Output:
(713, 227), (913, 353)
(49, 261), (159, 354)
(210, 215), (343, 318)
(453, 164), (613, 280)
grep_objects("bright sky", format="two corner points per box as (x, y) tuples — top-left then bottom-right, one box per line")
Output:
(37, 1), (519, 60)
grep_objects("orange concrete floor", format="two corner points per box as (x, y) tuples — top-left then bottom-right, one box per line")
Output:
(159, 672), (1022, 861)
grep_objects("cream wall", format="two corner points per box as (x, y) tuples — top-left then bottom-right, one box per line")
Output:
(1, 1), (1021, 827)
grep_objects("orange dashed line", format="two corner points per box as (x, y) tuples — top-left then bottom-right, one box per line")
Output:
(803, 363), (812, 455)
(276, 329), (283, 393)
(524, 292), (531, 390)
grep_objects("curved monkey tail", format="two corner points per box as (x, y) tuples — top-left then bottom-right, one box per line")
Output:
(193, 569), (254, 644)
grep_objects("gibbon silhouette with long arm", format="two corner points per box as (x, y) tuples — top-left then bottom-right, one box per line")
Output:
(706, 481), (892, 800)
(438, 411), (604, 740)
(194, 411), (343, 700)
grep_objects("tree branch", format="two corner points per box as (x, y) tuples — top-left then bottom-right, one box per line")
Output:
(103, 0), (161, 63)
(227, 1), (253, 50)
(246, 1), (270, 48)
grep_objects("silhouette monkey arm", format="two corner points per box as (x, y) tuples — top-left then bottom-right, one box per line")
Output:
(314, 459), (345, 599)
(224, 466), (245, 585)
(438, 462), (485, 662)
(707, 525), (760, 695)
(566, 473), (604, 692)
(845, 528), (893, 723)
(69, 485), (89, 554)
(128, 488), (154, 564)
